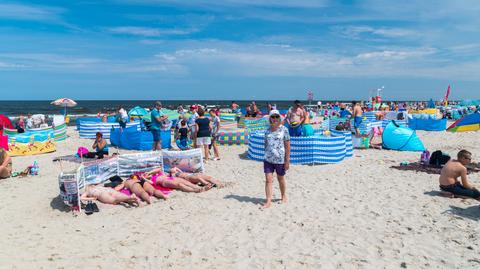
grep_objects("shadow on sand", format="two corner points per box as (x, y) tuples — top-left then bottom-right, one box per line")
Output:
(50, 195), (72, 213)
(445, 205), (480, 221)
(224, 194), (266, 205)
(238, 152), (250, 160)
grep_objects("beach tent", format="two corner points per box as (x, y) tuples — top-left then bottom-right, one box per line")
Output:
(110, 127), (171, 150)
(382, 121), (425, 151)
(447, 113), (480, 132)
(408, 118), (447, 131)
(0, 115), (14, 130)
(128, 106), (148, 118)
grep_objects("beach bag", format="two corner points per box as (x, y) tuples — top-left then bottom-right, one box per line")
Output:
(77, 147), (89, 157)
(429, 150), (450, 166)
(420, 150), (430, 164)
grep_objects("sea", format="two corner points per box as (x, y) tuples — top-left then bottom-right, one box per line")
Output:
(0, 100), (319, 117)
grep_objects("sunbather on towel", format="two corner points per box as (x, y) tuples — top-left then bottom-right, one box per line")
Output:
(0, 148), (12, 179)
(143, 168), (212, 193)
(115, 174), (167, 204)
(439, 150), (480, 200)
(169, 166), (222, 187)
(81, 185), (138, 206)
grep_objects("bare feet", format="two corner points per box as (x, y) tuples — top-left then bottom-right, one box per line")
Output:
(262, 201), (272, 209)
(197, 184), (213, 192)
(280, 197), (288, 204)
(128, 194), (139, 207)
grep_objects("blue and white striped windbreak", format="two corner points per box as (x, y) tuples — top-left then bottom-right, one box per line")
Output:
(247, 131), (352, 164)
(78, 121), (141, 139)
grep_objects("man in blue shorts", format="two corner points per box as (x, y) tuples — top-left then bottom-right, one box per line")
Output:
(151, 101), (168, 151)
(352, 101), (363, 136)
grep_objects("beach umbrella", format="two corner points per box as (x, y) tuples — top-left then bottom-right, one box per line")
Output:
(51, 98), (77, 116)
(128, 106), (148, 118)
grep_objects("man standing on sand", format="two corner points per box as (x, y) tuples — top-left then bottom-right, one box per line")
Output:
(150, 101), (168, 151)
(352, 101), (363, 136)
(286, 100), (305, 137)
(439, 150), (480, 199)
(263, 110), (290, 209)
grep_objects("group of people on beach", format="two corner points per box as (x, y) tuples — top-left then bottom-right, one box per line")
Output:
(80, 166), (222, 211)
(150, 101), (221, 162)
(2, 99), (479, 214)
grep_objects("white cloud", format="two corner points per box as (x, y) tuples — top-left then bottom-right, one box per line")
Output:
(0, 3), (64, 22)
(334, 26), (419, 40)
(107, 26), (197, 37)
(117, 0), (329, 8)
(356, 48), (437, 61)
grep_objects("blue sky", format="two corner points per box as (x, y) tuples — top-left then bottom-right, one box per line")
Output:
(0, 0), (479, 100)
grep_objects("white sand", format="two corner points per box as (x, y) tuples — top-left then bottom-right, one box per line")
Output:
(0, 127), (479, 268)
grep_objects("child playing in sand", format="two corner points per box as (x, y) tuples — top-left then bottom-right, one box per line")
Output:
(263, 110), (290, 209)
(439, 150), (480, 199)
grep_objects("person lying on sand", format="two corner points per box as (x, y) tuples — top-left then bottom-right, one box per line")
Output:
(169, 166), (222, 188)
(439, 150), (480, 200)
(81, 185), (139, 206)
(115, 174), (168, 204)
(143, 168), (212, 193)
(0, 148), (12, 179)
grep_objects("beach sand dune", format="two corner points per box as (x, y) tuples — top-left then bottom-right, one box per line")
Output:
(0, 127), (479, 268)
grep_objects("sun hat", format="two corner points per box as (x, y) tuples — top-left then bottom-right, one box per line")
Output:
(190, 105), (198, 110)
(269, 110), (280, 116)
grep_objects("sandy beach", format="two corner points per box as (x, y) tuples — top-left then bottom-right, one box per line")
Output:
(0, 126), (479, 268)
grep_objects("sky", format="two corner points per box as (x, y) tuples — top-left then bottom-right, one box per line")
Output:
(0, 0), (479, 101)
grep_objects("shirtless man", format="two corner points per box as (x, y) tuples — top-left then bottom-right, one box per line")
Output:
(439, 150), (480, 199)
(286, 100), (305, 137)
(352, 101), (363, 136)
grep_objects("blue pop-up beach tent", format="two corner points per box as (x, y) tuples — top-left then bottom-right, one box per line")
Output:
(110, 127), (171, 150)
(408, 118), (447, 131)
(382, 121), (425, 151)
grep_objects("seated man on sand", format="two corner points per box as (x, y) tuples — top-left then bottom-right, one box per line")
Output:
(439, 150), (480, 200)
(0, 148), (12, 179)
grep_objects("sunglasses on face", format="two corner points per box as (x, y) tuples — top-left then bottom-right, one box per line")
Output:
(270, 115), (280, 119)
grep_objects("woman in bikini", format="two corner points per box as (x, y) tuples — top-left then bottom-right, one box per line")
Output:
(81, 185), (138, 206)
(142, 168), (212, 193)
(169, 167), (222, 187)
(115, 174), (168, 204)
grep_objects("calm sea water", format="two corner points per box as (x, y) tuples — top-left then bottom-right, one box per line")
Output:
(0, 100), (321, 117)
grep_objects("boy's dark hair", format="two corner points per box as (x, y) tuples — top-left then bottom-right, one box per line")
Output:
(458, 149), (471, 159)
(198, 107), (205, 116)
(96, 132), (103, 137)
(181, 119), (187, 126)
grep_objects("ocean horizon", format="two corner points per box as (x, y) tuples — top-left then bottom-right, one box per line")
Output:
(0, 99), (457, 117)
